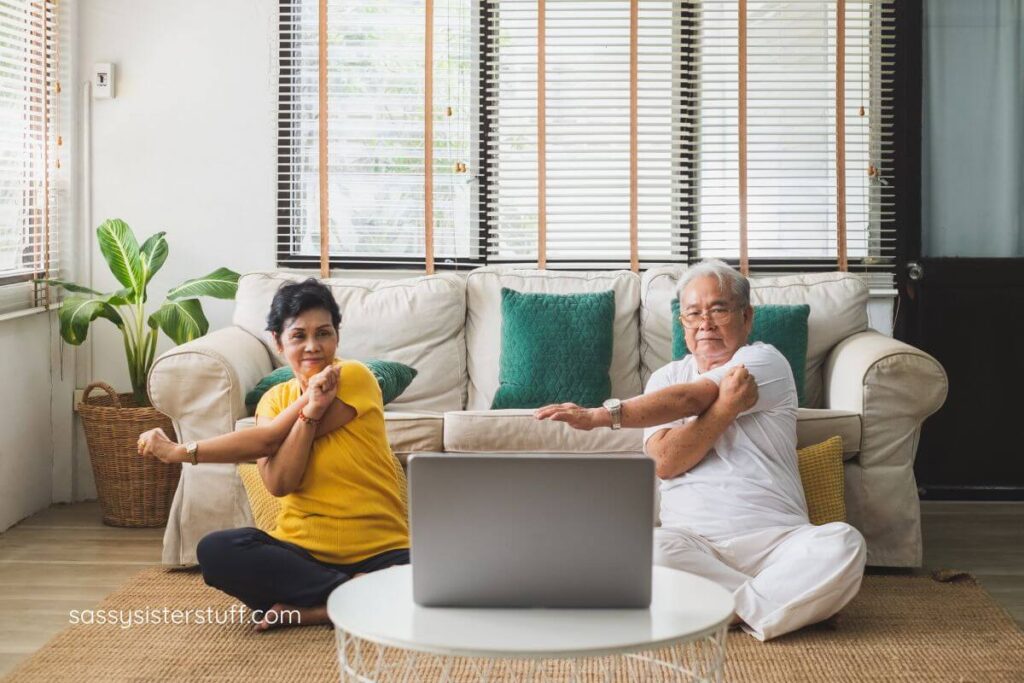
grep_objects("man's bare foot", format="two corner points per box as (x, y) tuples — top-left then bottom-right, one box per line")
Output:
(254, 603), (329, 632)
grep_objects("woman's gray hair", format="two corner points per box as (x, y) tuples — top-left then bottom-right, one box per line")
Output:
(675, 259), (751, 308)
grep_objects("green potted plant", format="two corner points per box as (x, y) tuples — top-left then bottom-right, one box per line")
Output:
(39, 218), (240, 527)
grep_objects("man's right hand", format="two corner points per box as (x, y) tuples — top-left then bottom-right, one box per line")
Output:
(534, 403), (611, 431)
(718, 365), (758, 416)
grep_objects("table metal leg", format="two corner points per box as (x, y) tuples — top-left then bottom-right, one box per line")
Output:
(335, 624), (728, 682)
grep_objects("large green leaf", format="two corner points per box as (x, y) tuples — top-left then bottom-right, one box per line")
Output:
(148, 299), (209, 345)
(166, 267), (239, 301)
(139, 231), (169, 289)
(36, 278), (103, 296)
(57, 295), (125, 346)
(37, 279), (131, 306)
(96, 219), (144, 302)
(108, 287), (134, 306)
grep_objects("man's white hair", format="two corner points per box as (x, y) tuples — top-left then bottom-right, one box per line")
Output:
(675, 259), (751, 308)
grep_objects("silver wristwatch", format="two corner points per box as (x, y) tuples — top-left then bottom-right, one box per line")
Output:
(602, 398), (622, 430)
(184, 440), (199, 466)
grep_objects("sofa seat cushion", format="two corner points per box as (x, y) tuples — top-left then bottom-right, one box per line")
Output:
(232, 271), (466, 412)
(465, 267), (642, 410)
(443, 409), (645, 453)
(235, 411), (443, 465)
(641, 267), (869, 408)
(796, 408), (861, 460)
(442, 408), (860, 460)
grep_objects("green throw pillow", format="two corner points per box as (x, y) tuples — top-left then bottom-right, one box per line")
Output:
(244, 359), (418, 411)
(670, 300), (810, 407)
(491, 288), (615, 409)
(245, 366), (296, 409)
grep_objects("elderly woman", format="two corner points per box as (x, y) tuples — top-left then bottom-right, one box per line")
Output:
(137, 278), (409, 631)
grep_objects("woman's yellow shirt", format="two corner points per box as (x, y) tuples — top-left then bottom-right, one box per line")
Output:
(255, 359), (409, 565)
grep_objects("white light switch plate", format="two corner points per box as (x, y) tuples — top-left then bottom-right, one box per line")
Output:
(94, 63), (114, 98)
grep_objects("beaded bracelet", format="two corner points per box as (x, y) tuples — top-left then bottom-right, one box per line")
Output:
(297, 410), (320, 426)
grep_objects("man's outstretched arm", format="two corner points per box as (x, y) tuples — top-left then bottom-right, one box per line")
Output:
(534, 377), (721, 431)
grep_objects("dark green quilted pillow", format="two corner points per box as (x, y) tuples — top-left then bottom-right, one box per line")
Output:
(491, 288), (615, 409)
(244, 359), (417, 411)
(670, 300), (810, 407)
(245, 366), (295, 410)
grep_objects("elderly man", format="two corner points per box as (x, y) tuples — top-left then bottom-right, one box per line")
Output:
(535, 259), (866, 641)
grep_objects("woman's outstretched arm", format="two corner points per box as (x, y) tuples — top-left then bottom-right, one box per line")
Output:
(138, 366), (353, 467)
(138, 393), (314, 465)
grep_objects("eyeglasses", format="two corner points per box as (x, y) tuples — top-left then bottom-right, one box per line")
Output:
(679, 306), (737, 329)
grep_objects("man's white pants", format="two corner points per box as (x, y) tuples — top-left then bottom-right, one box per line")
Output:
(654, 522), (867, 641)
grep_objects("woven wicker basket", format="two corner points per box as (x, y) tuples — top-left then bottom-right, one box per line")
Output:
(79, 382), (182, 527)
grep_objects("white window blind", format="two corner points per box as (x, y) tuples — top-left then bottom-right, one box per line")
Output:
(481, 0), (895, 272)
(277, 0), (477, 269)
(695, 0), (895, 271)
(481, 0), (685, 268)
(0, 0), (62, 315)
(279, 0), (896, 273)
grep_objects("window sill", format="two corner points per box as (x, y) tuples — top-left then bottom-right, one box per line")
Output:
(0, 305), (49, 324)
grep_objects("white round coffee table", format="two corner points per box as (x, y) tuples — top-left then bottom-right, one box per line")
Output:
(327, 565), (734, 682)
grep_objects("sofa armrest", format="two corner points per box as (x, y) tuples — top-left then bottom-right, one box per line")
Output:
(824, 331), (947, 433)
(823, 330), (947, 566)
(148, 325), (273, 441)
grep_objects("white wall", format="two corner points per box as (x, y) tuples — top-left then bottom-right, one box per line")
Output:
(72, 0), (279, 498)
(0, 314), (65, 531)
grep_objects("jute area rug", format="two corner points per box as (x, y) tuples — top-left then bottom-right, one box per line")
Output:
(4, 567), (1023, 682)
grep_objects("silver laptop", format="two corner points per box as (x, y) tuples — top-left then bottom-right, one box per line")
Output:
(408, 453), (655, 608)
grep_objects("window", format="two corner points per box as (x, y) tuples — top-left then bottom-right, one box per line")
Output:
(0, 0), (62, 314)
(480, 0), (685, 268)
(278, 0), (477, 268)
(278, 0), (895, 273)
(692, 0), (894, 271)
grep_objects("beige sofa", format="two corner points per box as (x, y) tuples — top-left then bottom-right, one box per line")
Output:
(149, 266), (947, 568)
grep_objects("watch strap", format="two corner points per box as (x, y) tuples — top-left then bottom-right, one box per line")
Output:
(185, 441), (199, 466)
(604, 399), (622, 430)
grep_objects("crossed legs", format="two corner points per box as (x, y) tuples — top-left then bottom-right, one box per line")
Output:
(655, 522), (867, 641)
(196, 527), (409, 631)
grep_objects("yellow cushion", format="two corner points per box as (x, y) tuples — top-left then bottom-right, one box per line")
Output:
(797, 435), (847, 525)
(237, 463), (280, 533)
(237, 458), (409, 534)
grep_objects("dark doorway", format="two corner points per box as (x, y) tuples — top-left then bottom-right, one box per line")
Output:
(895, 0), (1024, 500)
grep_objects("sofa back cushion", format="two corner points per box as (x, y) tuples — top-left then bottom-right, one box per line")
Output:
(232, 271), (467, 412)
(465, 267), (643, 410)
(641, 268), (868, 408)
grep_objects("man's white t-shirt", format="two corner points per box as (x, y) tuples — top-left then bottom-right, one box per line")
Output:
(643, 342), (809, 540)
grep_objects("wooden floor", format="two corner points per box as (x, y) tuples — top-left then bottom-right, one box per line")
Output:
(0, 501), (1021, 679)
(0, 502), (164, 679)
